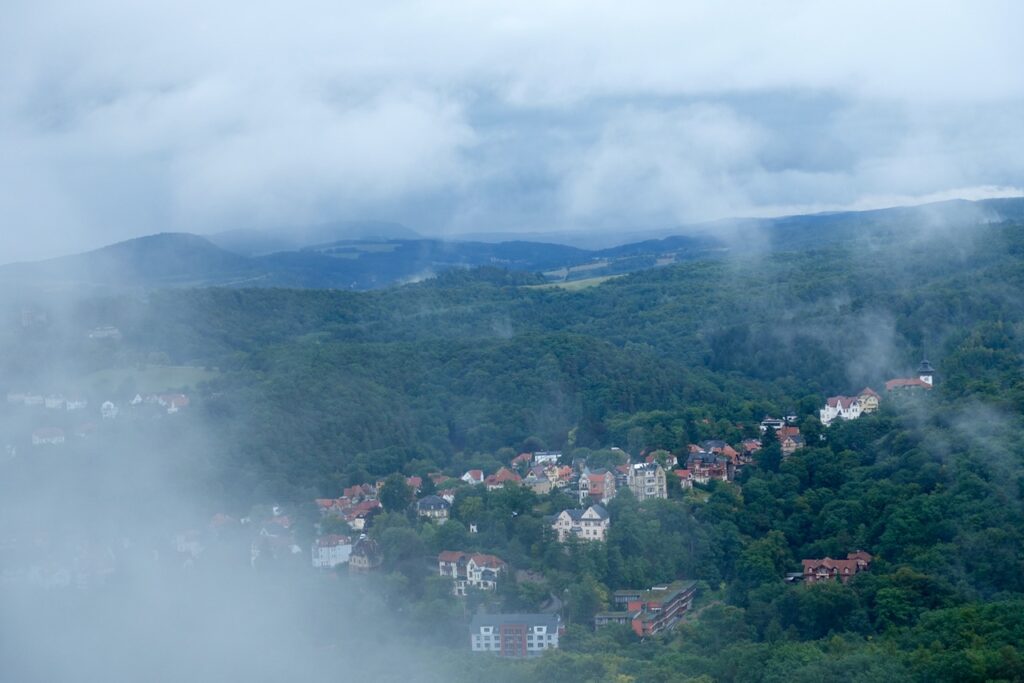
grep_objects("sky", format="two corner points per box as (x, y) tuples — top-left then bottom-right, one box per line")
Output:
(2, 1), (1024, 261)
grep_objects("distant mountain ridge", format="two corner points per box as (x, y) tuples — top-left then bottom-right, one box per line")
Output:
(3, 197), (1022, 291)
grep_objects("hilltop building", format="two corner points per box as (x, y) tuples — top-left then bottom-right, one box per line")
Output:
(886, 360), (936, 392)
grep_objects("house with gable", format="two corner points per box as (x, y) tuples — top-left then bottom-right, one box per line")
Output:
(802, 551), (872, 584)
(439, 551), (507, 595)
(462, 469), (485, 486)
(485, 467), (522, 490)
(349, 535), (383, 573)
(673, 469), (694, 489)
(578, 468), (616, 505)
(548, 504), (609, 542)
(684, 449), (731, 484)
(627, 462), (667, 501)
(416, 495), (451, 523)
(777, 426), (805, 456)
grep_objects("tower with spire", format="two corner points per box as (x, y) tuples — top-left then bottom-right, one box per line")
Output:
(917, 359), (935, 386)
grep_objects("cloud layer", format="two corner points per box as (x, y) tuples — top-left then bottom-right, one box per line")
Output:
(2, 1), (1024, 259)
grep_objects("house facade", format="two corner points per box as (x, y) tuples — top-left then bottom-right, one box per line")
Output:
(802, 551), (872, 584)
(550, 504), (609, 542)
(470, 613), (562, 657)
(886, 360), (936, 393)
(312, 535), (352, 568)
(348, 535), (382, 573)
(416, 495), (451, 522)
(578, 469), (616, 505)
(820, 388), (881, 426)
(627, 462), (667, 501)
(439, 551), (507, 595)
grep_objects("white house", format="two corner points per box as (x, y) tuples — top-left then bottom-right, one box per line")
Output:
(44, 395), (65, 409)
(819, 395), (863, 426)
(32, 428), (65, 446)
(470, 614), (561, 657)
(312, 535), (352, 568)
(820, 388), (882, 426)
(101, 401), (119, 419)
(439, 551), (507, 595)
(549, 504), (610, 542)
(461, 469), (485, 485)
(533, 451), (561, 465)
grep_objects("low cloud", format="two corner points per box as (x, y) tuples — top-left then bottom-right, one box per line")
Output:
(2, 1), (1023, 260)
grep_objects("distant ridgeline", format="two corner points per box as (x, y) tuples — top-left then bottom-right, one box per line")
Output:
(2, 197), (1023, 291)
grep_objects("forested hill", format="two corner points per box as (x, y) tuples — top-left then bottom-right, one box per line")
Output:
(4, 216), (1024, 681)
(8, 216), (1022, 500)
(3, 197), (1022, 292)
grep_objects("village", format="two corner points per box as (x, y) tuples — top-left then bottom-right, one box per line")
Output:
(0, 361), (931, 656)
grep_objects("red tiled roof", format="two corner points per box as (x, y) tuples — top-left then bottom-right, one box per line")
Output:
(316, 534), (351, 548)
(438, 550), (466, 563)
(826, 396), (858, 409)
(494, 467), (521, 483)
(859, 387), (881, 399)
(885, 378), (933, 391)
(470, 553), (506, 569)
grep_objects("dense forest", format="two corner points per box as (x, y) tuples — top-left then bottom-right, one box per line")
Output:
(3, 218), (1024, 681)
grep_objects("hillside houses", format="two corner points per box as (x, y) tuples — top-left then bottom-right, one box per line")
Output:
(438, 551), (507, 595)
(315, 491), (381, 531)
(485, 467), (522, 490)
(819, 388), (881, 426)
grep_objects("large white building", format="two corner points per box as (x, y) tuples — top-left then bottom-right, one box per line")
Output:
(312, 535), (352, 568)
(549, 504), (610, 542)
(470, 613), (562, 657)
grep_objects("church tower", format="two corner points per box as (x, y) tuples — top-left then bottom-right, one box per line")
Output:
(918, 359), (935, 386)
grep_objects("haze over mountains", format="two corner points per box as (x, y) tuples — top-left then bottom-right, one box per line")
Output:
(3, 198), (1023, 292)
